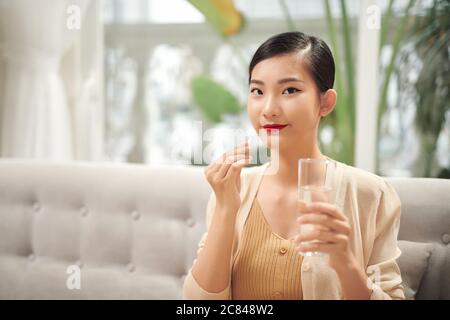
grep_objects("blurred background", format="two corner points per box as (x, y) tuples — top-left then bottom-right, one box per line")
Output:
(0, 0), (448, 178)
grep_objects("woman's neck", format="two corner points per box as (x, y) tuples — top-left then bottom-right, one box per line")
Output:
(266, 144), (326, 188)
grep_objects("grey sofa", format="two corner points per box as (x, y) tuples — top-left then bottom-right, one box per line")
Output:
(0, 159), (449, 299)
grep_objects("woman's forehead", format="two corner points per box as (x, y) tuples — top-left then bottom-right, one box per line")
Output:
(250, 53), (310, 83)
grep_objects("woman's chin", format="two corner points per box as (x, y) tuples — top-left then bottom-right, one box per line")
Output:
(256, 129), (292, 154)
(262, 135), (288, 151)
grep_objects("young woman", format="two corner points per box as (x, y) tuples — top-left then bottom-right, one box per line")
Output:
(183, 31), (404, 300)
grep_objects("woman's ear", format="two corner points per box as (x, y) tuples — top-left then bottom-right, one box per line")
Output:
(319, 89), (337, 117)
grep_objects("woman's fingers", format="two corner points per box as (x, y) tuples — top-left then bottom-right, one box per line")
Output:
(294, 228), (348, 245)
(224, 156), (252, 180)
(297, 199), (308, 213)
(298, 200), (347, 222)
(218, 153), (252, 179)
(205, 142), (251, 183)
(296, 213), (351, 236)
(205, 143), (249, 175)
(220, 144), (249, 162)
(217, 143), (249, 165)
(296, 242), (338, 255)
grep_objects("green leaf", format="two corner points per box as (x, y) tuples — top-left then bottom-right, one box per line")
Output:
(278, 0), (296, 31)
(380, 0), (395, 52)
(191, 75), (241, 123)
(187, 0), (244, 37)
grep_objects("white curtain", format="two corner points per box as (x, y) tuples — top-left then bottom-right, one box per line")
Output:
(0, 0), (103, 161)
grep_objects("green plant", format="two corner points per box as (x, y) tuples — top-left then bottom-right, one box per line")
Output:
(376, 0), (416, 172)
(191, 75), (241, 123)
(187, 0), (247, 124)
(187, 0), (244, 37)
(405, 0), (449, 177)
(376, 0), (449, 177)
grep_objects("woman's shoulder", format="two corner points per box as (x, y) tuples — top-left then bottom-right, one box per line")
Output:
(338, 161), (397, 200)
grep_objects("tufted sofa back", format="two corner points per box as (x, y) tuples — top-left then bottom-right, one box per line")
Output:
(387, 178), (450, 299)
(0, 160), (210, 299)
(0, 160), (449, 299)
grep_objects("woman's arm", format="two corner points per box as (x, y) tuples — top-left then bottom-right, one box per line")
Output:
(364, 181), (405, 300)
(191, 204), (237, 293)
(330, 255), (372, 299)
(183, 142), (251, 299)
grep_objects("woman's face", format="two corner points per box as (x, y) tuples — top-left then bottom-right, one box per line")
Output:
(247, 52), (324, 151)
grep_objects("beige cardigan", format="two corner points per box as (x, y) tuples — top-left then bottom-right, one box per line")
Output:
(183, 161), (405, 300)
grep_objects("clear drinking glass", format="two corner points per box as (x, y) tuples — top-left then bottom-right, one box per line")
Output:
(298, 158), (337, 257)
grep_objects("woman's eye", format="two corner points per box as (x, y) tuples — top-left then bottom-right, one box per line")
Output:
(283, 87), (300, 95)
(250, 88), (263, 95)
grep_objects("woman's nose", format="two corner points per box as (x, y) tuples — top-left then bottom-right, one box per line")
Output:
(262, 96), (281, 118)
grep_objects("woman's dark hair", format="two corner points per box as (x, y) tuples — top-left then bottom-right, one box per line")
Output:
(248, 31), (335, 93)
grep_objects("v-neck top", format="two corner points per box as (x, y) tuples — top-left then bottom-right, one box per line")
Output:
(231, 196), (303, 300)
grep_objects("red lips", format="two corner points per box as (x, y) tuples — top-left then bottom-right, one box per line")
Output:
(262, 124), (288, 133)
(262, 124), (288, 129)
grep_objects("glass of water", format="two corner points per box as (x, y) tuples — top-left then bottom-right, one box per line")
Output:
(298, 158), (337, 257)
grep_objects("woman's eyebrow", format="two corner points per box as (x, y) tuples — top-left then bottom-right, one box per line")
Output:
(278, 77), (305, 84)
(249, 79), (264, 85)
(249, 77), (305, 85)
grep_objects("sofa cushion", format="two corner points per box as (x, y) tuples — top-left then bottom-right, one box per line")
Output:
(397, 240), (433, 299)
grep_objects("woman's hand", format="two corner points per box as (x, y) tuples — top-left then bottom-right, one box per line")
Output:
(295, 201), (372, 299)
(294, 201), (354, 271)
(204, 141), (252, 213)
